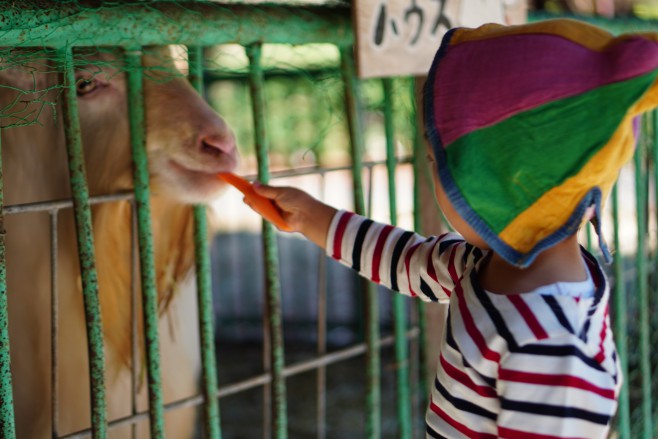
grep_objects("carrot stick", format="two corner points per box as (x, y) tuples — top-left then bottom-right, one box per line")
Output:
(217, 172), (292, 232)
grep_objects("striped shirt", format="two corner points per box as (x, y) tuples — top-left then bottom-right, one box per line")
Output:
(326, 210), (620, 439)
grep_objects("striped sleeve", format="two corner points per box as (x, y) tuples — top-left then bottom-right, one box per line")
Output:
(325, 210), (469, 303)
(496, 334), (618, 439)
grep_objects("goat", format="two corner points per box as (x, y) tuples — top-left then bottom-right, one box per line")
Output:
(1, 46), (237, 437)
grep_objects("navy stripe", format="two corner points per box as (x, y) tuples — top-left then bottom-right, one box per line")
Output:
(389, 231), (414, 291)
(426, 425), (449, 439)
(472, 247), (485, 266)
(445, 314), (459, 351)
(542, 295), (575, 334)
(501, 398), (612, 425)
(351, 219), (373, 272)
(421, 278), (439, 301)
(435, 377), (497, 420)
(462, 243), (474, 264)
(445, 317), (498, 388)
(471, 270), (519, 350)
(438, 238), (462, 255)
(518, 343), (607, 372)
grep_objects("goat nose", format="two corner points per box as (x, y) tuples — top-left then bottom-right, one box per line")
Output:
(198, 133), (236, 157)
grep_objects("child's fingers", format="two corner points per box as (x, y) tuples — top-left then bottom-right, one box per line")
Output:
(251, 182), (282, 199)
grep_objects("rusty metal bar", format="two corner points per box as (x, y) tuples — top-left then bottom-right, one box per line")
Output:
(0, 4), (353, 49)
(124, 48), (165, 437)
(59, 46), (107, 439)
(50, 210), (60, 437)
(316, 175), (328, 439)
(382, 77), (412, 439)
(0, 130), (17, 439)
(189, 45), (222, 439)
(246, 43), (288, 439)
(340, 45), (381, 439)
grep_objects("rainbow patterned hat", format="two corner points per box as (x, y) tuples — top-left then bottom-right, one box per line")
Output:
(424, 18), (658, 267)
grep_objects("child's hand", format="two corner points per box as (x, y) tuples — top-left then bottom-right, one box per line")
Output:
(249, 183), (338, 249)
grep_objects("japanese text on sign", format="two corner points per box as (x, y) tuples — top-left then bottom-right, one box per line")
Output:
(354, 0), (526, 78)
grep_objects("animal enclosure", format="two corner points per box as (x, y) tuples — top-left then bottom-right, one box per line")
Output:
(0, 3), (657, 439)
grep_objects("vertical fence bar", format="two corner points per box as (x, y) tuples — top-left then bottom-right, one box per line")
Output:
(316, 175), (328, 439)
(50, 210), (60, 438)
(0, 130), (16, 439)
(611, 184), (631, 439)
(124, 48), (166, 438)
(59, 47), (107, 439)
(340, 46), (381, 439)
(410, 79), (428, 416)
(189, 46), (222, 439)
(130, 203), (139, 439)
(382, 78), (412, 439)
(246, 43), (288, 439)
(635, 119), (652, 439)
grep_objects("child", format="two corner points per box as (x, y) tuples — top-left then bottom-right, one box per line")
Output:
(245, 19), (658, 438)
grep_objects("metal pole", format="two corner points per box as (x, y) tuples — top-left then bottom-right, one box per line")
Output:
(59, 47), (107, 439)
(0, 130), (16, 439)
(634, 117), (652, 439)
(189, 45), (222, 439)
(124, 48), (166, 438)
(382, 78), (412, 439)
(246, 43), (288, 439)
(340, 46), (381, 439)
(611, 184), (631, 439)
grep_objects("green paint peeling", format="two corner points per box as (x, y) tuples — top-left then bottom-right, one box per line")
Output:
(125, 49), (166, 438)
(189, 46), (222, 439)
(60, 47), (108, 439)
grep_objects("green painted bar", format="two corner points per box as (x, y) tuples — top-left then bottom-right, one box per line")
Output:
(59, 47), (107, 439)
(411, 79), (428, 416)
(611, 184), (631, 439)
(634, 122), (652, 439)
(340, 46), (381, 439)
(246, 43), (288, 439)
(382, 78), (412, 439)
(124, 49), (166, 438)
(189, 46), (222, 439)
(0, 132), (16, 439)
(0, 3), (352, 48)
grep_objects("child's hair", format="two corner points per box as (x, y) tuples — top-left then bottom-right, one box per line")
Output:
(423, 19), (658, 267)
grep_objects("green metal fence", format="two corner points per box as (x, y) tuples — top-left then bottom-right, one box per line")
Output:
(0, 3), (656, 439)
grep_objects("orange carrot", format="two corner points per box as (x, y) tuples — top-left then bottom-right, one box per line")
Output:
(217, 172), (292, 232)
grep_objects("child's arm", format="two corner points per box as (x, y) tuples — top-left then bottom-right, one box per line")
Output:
(249, 183), (337, 249)
(249, 183), (469, 303)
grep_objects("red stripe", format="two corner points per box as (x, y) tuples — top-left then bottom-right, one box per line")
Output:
(498, 369), (615, 399)
(371, 225), (393, 283)
(439, 354), (496, 398)
(507, 295), (549, 340)
(447, 246), (459, 286)
(331, 211), (354, 260)
(594, 305), (609, 364)
(425, 239), (441, 283)
(404, 241), (423, 297)
(499, 426), (588, 439)
(430, 401), (497, 439)
(454, 279), (501, 363)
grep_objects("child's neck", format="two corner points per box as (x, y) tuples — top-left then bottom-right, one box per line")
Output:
(479, 235), (587, 295)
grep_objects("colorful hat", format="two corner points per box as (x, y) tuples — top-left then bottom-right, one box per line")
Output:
(424, 18), (658, 267)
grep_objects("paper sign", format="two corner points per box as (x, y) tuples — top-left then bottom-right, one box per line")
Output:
(354, 0), (526, 78)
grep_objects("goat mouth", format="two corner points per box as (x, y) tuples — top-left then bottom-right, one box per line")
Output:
(168, 159), (236, 179)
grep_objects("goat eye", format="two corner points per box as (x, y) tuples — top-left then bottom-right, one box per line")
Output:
(76, 78), (98, 96)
